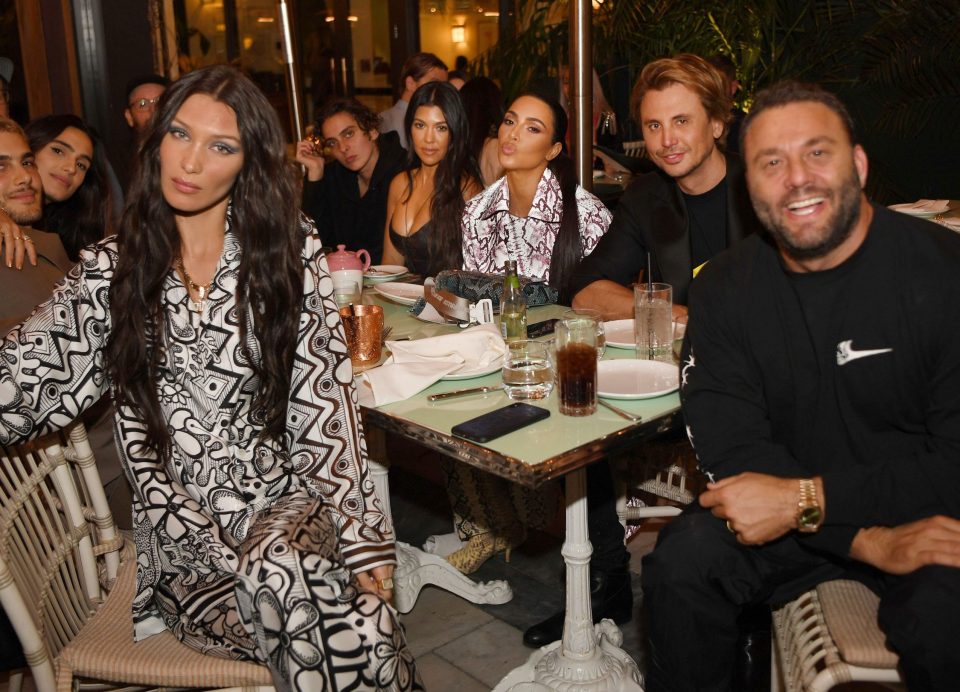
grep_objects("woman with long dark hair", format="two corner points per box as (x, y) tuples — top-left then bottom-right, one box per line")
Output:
(446, 92), (611, 574)
(459, 76), (505, 185)
(382, 80), (481, 276)
(25, 114), (115, 260)
(462, 91), (610, 298)
(0, 65), (420, 691)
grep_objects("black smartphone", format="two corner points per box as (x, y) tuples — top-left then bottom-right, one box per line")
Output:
(451, 403), (551, 443)
(527, 318), (559, 339)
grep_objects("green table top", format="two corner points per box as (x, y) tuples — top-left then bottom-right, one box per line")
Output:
(358, 293), (681, 487)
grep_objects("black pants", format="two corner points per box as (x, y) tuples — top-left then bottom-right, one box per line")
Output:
(641, 505), (960, 692)
(585, 458), (629, 574)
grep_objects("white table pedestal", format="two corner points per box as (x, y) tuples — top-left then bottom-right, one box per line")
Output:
(493, 468), (644, 691)
(368, 459), (513, 613)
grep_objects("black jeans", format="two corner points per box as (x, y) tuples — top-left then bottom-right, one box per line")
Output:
(641, 505), (960, 692)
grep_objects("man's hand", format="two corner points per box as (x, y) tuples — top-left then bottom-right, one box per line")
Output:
(295, 139), (326, 182)
(356, 564), (395, 603)
(700, 472), (806, 545)
(851, 516), (960, 575)
(0, 208), (38, 269)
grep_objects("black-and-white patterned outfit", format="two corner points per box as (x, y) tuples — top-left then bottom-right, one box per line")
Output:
(0, 219), (422, 691)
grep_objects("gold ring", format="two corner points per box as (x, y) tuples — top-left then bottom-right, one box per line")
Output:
(376, 577), (394, 590)
(13, 234), (22, 241)
(726, 520), (736, 534)
(22, 234), (32, 243)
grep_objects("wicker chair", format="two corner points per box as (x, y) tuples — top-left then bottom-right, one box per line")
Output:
(0, 422), (273, 692)
(771, 579), (904, 692)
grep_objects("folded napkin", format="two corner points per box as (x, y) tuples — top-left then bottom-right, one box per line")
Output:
(362, 323), (506, 406)
(889, 199), (949, 215)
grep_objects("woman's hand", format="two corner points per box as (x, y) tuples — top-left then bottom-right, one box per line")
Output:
(356, 564), (395, 603)
(0, 208), (38, 269)
(295, 139), (326, 182)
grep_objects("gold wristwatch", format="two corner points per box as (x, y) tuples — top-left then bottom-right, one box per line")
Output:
(796, 479), (823, 533)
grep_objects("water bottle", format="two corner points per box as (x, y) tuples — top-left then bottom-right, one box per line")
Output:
(500, 260), (526, 342)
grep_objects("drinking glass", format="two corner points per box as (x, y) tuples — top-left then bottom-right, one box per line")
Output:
(563, 308), (605, 358)
(339, 304), (383, 370)
(555, 315), (598, 416)
(634, 283), (673, 362)
(502, 340), (554, 401)
(333, 279), (362, 307)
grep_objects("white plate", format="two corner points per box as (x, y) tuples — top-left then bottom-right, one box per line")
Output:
(441, 358), (504, 381)
(603, 319), (686, 349)
(374, 282), (424, 306)
(365, 265), (408, 283)
(597, 359), (679, 399)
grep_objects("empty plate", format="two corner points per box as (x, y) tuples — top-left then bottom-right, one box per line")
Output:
(374, 282), (424, 306)
(597, 359), (679, 399)
(603, 319), (686, 349)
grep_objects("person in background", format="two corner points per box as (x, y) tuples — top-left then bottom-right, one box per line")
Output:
(644, 80), (960, 692)
(559, 66), (616, 149)
(460, 76), (505, 185)
(382, 81), (481, 277)
(379, 52), (448, 150)
(447, 70), (469, 90)
(124, 74), (169, 140)
(295, 97), (405, 263)
(25, 114), (115, 260)
(0, 118), (72, 332)
(707, 53), (746, 154)
(448, 93), (612, 579)
(0, 58), (13, 120)
(0, 65), (420, 691)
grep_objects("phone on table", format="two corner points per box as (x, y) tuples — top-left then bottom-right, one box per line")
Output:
(527, 318), (559, 339)
(451, 403), (551, 443)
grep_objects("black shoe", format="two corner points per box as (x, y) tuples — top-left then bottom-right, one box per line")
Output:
(522, 570), (634, 648)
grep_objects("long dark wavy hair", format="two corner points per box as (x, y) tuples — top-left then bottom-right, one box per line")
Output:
(403, 81), (481, 273)
(107, 65), (304, 459)
(512, 92), (582, 298)
(26, 115), (115, 260)
(459, 77), (504, 183)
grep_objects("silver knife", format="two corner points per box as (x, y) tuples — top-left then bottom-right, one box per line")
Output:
(428, 386), (500, 402)
(598, 398), (643, 423)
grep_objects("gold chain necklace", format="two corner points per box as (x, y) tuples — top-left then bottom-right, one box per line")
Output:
(174, 256), (211, 314)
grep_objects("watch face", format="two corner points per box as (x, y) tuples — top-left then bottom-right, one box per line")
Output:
(799, 506), (822, 527)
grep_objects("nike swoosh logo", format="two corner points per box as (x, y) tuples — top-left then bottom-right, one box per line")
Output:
(836, 340), (893, 366)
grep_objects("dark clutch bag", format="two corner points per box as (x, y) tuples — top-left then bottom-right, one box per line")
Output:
(433, 270), (559, 308)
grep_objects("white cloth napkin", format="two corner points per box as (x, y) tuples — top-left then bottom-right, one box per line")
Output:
(361, 323), (506, 406)
(889, 199), (949, 215)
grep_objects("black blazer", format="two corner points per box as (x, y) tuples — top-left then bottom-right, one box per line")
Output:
(569, 153), (761, 305)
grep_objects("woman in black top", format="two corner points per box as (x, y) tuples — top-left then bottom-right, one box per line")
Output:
(382, 81), (481, 277)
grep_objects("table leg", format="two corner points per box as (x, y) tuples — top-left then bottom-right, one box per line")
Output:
(367, 456), (513, 614)
(493, 467), (644, 691)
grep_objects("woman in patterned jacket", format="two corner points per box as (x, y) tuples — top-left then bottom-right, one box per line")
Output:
(0, 65), (420, 691)
(447, 93), (611, 573)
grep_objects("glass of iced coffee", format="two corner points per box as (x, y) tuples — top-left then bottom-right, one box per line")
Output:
(555, 314), (598, 416)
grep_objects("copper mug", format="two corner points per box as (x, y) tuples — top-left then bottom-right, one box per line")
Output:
(339, 304), (384, 370)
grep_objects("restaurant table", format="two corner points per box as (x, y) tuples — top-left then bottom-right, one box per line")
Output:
(356, 292), (682, 691)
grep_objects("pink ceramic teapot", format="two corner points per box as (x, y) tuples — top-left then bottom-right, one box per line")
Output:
(327, 245), (371, 272)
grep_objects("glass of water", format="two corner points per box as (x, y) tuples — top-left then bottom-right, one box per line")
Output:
(502, 340), (555, 400)
(634, 283), (673, 361)
(333, 279), (362, 307)
(564, 308), (605, 358)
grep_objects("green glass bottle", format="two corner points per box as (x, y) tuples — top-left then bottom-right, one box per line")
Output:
(500, 259), (527, 342)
